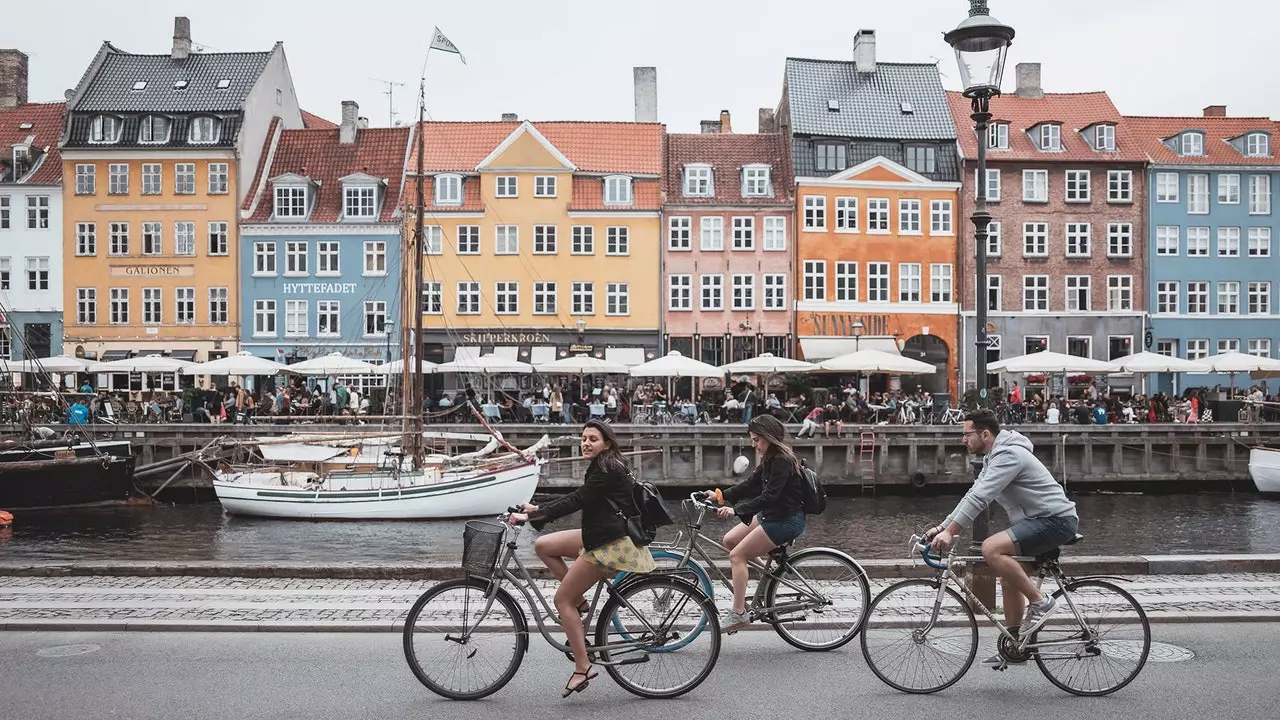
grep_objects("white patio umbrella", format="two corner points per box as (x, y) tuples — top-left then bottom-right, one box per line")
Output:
(1190, 351), (1280, 374)
(720, 353), (817, 374)
(535, 355), (628, 375)
(629, 351), (723, 378)
(1107, 351), (1204, 374)
(285, 352), (379, 376)
(987, 350), (1116, 375)
(372, 359), (438, 375)
(19, 355), (92, 373)
(182, 351), (296, 376)
(88, 355), (196, 373)
(817, 349), (936, 375)
(436, 353), (533, 374)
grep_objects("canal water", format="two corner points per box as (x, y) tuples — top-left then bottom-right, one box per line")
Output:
(2, 493), (1277, 563)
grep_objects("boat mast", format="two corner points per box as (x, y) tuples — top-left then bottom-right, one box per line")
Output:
(408, 80), (427, 467)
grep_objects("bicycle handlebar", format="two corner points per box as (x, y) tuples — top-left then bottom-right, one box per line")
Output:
(909, 533), (949, 570)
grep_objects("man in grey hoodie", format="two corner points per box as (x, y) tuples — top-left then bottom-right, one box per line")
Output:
(928, 409), (1078, 647)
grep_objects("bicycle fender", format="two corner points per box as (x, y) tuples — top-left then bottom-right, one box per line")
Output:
(1060, 575), (1133, 586)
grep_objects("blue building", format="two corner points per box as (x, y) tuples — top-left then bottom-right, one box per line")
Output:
(1129, 110), (1280, 393)
(239, 103), (410, 392)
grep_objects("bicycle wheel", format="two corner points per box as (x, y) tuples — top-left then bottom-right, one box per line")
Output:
(859, 579), (978, 694)
(595, 574), (721, 699)
(1032, 579), (1150, 696)
(613, 550), (715, 652)
(765, 547), (870, 651)
(403, 577), (527, 700)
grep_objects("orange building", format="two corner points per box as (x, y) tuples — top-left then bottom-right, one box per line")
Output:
(794, 157), (960, 397)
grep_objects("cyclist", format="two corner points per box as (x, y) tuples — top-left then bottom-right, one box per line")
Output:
(705, 415), (806, 633)
(927, 409), (1078, 658)
(508, 419), (654, 697)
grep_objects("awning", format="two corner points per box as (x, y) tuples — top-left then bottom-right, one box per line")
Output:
(530, 346), (557, 365)
(492, 345), (519, 361)
(453, 346), (480, 363)
(170, 349), (198, 362)
(605, 347), (646, 367)
(799, 337), (901, 363)
(100, 350), (130, 362)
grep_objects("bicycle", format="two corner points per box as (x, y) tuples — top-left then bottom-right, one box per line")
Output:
(860, 532), (1150, 696)
(403, 509), (721, 700)
(616, 492), (872, 651)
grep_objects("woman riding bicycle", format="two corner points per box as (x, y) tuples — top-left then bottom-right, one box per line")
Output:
(704, 415), (806, 632)
(508, 420), (654, 697)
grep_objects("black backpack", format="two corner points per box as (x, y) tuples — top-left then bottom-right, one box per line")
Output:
(633, 480), (675, 537)
(799, 461), (827, 515)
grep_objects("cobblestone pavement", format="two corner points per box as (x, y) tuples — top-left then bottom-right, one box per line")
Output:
(2, 573), (1278, 628)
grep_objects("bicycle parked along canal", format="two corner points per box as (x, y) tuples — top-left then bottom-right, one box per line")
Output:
(860, 533), (1151, 696)
(403, 508), (721, 700)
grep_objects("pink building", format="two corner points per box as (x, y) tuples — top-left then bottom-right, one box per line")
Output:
(662, 119), (796, 373)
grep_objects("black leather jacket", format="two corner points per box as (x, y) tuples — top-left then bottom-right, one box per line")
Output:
(535, 457), (638, 551)
(723, 454), (804, 522)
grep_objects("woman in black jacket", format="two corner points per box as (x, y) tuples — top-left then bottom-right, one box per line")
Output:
(708, 415), (805, 632)
(508, 420), (654, 697)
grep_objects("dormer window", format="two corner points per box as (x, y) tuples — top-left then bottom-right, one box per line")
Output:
(1246, 132), (1271, 157)
(189, 117), (218, 144)
(1181, 132), (1204, 156)
(742, 165), (771, 197)
(434, 174), (462, 205)
(10, 146), (31, 180)
(987, 123), (1009, 149)
(604, 175), (633, 205)
(89, 115), (122, 143)
(1039, 124), (1062, 151)
(138, 115), (171, 144)
(344, 185), (378, 218)
(683, 164), (713, 197)
(274, 185), (308, 218)
(1094, 124), (1116, 152)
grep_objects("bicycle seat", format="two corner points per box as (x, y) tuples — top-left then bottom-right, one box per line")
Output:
(767, 541), (794, 559)
(1032, 534), (1083, 564)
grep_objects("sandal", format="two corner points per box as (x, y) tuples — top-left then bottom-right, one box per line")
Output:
(562, 666), (597, 698)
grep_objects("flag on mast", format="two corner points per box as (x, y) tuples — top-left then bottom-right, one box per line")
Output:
(429, 27), (467, 64)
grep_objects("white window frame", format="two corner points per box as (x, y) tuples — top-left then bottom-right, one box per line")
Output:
(1186, 227), (1210, 257)
(867, 262), (890, 303)
(495, 175), (518, 198)
(1249, 339), (1272, 357)
(1065, 275), (1091, 311)
(274, 185), (307, 217)
(975, 168), (1000, 201)
(174, 221), (195, 256)
(1248, 281), (1271, 315)
(929, 200), (953, 235)
(1023, 275), (1049, 311)
(75, 164), (96, 194)
(1245, 133), (1271, 158)
(1095, 124), (1116, 152)
(572, 226), (594, 255)
(1107, 170), (1132, 202)
(571, 281), (595, 315)
(188, 116), (218, 144)
(495, 225), (519, 255)
(317, 300), (341, 335)
(534, 175), (557, 197)
(1187, 282), (1209, 315)
(731, 216), (754, 250)
(1156, 281), (1179, 315)
(494, 281), (519, 315)
(1249, 174), (1272, 214)
(1107, 223), (1133, 258)
(1186, 339), (1209, 361)
(1107, 275), (1133, 311)
(603, 175), (633, 205)
(1065, 170), (1091, 202)
(176, 287), (196, 325)
(534, 224), (557, 255)
(254, 241), (277, 276)
(987, 275), (1003, 311)
(762, 274), (787, 310)
(108, 222), (129, 256)
(668, 275), (692, 311)
(835, 197), (858, 232)
(142, 163), (162, 195)
(434, 174), (462, 205)
(899, 199), (922, 234)
(731, 275), (755, 311)
(1217, 281), (1240, 315)
(424, 226), (443, 255)
(362, 240), (387, 276)
(699, 274), (724, 311)
(1248, 227), (1272, 257)
(109, 288), (129, 324)
(422, 282), (443, 315)
(834, 261), (857, 302)
(534, 281), (557, 315)
(606, 282), (630, 316)
(24, 256), (49, 291)
(683, 165), (713, 197)
(930, 263), (953, 303)
(142, 221), (162, 256)
(343, 185), (377, 218)
(208, 287), (229, 325)
(76, 222), (97, 256)
(1218, 338), (1240, 355)
(700, 216), (724, 251)
(285, 241), (308, 276)
(316, 240), (340, 275)
(803, 260), (825, 301)
(898, 262), (922, 302)
(867, 198), (890, 233)
(606, 226), (629, 256)
(1022, 222), (1048, 257)
(1022, 170), (1048, 202)
(284, 299), (307, 337)
(208, 163), (229, 195)
(668, 216), (691, 251)
(1187, 173), (1210, 214)
(456, 281), (481, 315)
(742, 165), (770, 197)
(1218, 227), (1241, 257)
(89, 115), (121, 144)
(174, 163), (195, 195)
(77, 288), (97, 324)
(108, 163), (129, 195)
(455, 225), (480, 255)
(763, 216), (786, 251)
(1156, 172), (1179, 203)
(803, 196), (826, 230)
(1040, 124), (1062, 151)
(1218, 173), (1240, 204)
(1155, 226), (1180, 256)
(207, 221), (229, 256)
(988, 123), (1009, 149)
(1181, 132), (1204, 156)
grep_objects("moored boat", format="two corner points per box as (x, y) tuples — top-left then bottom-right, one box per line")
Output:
(1249, 447), (1280, 494)
(0, 439), (136, 509)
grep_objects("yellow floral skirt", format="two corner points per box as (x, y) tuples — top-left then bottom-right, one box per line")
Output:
(579, 536), (656, 574)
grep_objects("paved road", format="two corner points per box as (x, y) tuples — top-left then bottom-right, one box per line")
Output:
(1, 624), (1273, 719)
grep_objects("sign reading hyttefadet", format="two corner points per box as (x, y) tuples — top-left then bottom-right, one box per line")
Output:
(282, 282), (360, 294)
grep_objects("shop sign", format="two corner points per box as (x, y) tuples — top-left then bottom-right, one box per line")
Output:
(804, 313), (892, 337)
(283, 282), (359, 294)
(460, 331), (551, 344)
(110, 265), (195, 277)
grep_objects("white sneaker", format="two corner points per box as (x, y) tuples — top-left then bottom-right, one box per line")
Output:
(1020, 595), (1057, 633)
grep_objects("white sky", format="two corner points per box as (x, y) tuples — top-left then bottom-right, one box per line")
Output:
(9, 0), (1278, 131)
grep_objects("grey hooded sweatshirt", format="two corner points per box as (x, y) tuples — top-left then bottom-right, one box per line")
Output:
(945, 430), (1076, 529)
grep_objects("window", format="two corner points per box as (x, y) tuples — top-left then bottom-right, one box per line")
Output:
(495, 176), (517, 198)
(1187, 282), (1209, 314)
(1246, 133), (1271, 157)
(1040, 124), (1061, 151)
(1217, 281), (1240, 314)
(1, 197), (10, 228)
(803, 196), (826, 229)
(607, 226), (629, 255)
(729, 274), (756, 311)
(254, 242), (276, 275)
(1181, 132), (1204, 156)
(174, 221), (195, 256)
(816, 142), (847, 171)
(135, 115), (169, 144)
(683, 165), (712, 196)
(1066, 276), (1091, 311)
(456, 225), (480, 254)
(1107, 223), (1133, 257)
(26, 196), (49, 229)
(343, 186), (376, 217)
(274, 186), (306, 216)
(668, 275), (692, 311)
(899, 199), (921, 233)
(1249, 228), (1272, 257)
(905, 146), (936, 173)
(832, 197), (859, 232)
(668, 217), (691, 250)
(835, 262), (857, 301)
(534, 282), (557, 314)
(77, 288), (96, 324)
(986, 221), (1002, 256)
(1023, 275), (1048, 311)
(1250, 175), (1271, 214)
(1186, 339), (1208, 360)
(1095, 124), (1116, 151)
(208, 287), (228, 324)
(25, 257), (49, 290)
(76, 164), (96, 194)
(1107, 170), (1132, 202)
(1218, 174), (1240, 204)
(207, 222), (228, 256)
(1156, 226), (1180, 256)
(1156, 172), (1179, 203)
(929, 200), (952, 234)
(1187, 173), (1209, 214)
(494, 282), (518, 315)
(356, 241), (385, 277)
(572, 281), (595, 314)
(142, 222), (162, 255)
(1107, 276), (1133, 311)
(1065, 170), (1091, 202)
(76, 223), (96, 256)
(988, 123), (1009, 149)
(1156, 282), (1179, 314)
(285, 241), (308, 274)
(1022, 170), (1048, 202)
(743, 166), (770, 196)
(606, 282), (630, 315)
(604, 176), (632, 205)
(866, 198), (890, 233)
(250, 299), (275, 336)
(731, 217), (754, 250)
(763, 274), (787, 310)
(1249, 339), (1272, 357)
(1249, 282), (1272, 315)
(284, 299), (306, 336)
(1023, 222), (1048, 256)
(434, 174), (461, 205)
(700, 216), (724, 250)
(1108, 336), (1133, 361)
(142, 164), (162, 195)
(976, 168), (1001, 201)
(1062, 336), (1090, 359)
(316, 300), (340, 335)
(930, 263), (953, 302)
(572, 226), (594, 255)
(700, 274), (724, 310)
(495, 225), (519, 254)
(1155, 340), (1175, 358)
(423, 226), (443, 255)
(867, 262), (890, 303)
(898, 263), (921, 302)
(803, 260), (825, 301)
(208, 163), (229, 195)
(763, 216), (786, 250)
(89, 115), (121, 143)
(143, 288), (163, 325)
(1025, 336), (1049, 355)
(175, 287), (195, 325)
(987, 275), (1003, 311)
(189, 117), (217, 143)
(1218, 339), (1240, 355)
(534, 175), (557, 197)
(1187, 227), (1210, 256)
(534, 225), (557, 254)
(109, 288), (129, 324)
(1218, 227), (1241, 257)
(422, 282), (443, 314)
(316, 241), (339, 275)
(456, 282), (480, 314)
(109, 222), (129, 255)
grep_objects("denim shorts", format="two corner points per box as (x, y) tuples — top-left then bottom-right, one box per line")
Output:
(759, 512), (806, 546)
(1006, 514), (1079, 557)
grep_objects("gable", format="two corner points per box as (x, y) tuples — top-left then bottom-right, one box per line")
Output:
(832, 156), (931, 185)
(477, 121), (576, 171)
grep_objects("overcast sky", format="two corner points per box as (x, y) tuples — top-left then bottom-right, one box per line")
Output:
(9, 0), (1279, 132)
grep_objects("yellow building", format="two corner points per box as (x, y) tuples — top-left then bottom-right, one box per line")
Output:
(59, 18), (301, 377)
(408, 120), (664, 382)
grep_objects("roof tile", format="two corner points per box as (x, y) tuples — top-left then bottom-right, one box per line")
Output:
(73, 48), (274, 114)
(785, 58), (957, 140)
(568, 177), (661, 211)
(947, 91), (1146, 163)
(0, 102), (66, 185)
(300, 110), (338, 130)
(1123, 115), (1280, 166)
(663, 133), (794, 206)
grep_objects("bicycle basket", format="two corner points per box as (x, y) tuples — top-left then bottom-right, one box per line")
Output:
(461, 520), (505, 575)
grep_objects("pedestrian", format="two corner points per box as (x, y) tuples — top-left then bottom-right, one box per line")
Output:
(796, 405), (822, 438)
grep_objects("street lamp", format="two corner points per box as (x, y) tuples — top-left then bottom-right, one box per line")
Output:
(384, 318), (396, 415)
(384, 319), (396, 363)
(575, 318), (587, 342)
(852, 318), (864, 352)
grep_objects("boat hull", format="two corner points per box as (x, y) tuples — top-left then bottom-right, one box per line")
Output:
(0, 441), (136, 509)
(1249, 447), (1280, 494)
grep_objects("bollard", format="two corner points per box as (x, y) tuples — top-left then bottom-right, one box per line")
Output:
(966, 459), (997, 609)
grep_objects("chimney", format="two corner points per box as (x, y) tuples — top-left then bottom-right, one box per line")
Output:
(758, 107), (777, 133)
(171, 17), (192, 62)
(1203, 105), (1227, 117)
(700, 120), (721, 134)
(719, 110), (732, 134)
(853, 29), (876, 74)
(0, 49), (30, 109)
(501, 112), (518, 121)
(340, 101), (359, 144)
(633, 66), (657, 122)
(1015, 62), (1043, 99)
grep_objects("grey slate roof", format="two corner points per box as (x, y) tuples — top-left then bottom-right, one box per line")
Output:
(784, 58), (957, 141)
(73, 49), (273, 114)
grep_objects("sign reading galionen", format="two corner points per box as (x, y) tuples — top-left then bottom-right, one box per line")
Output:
(109, 265), (196, 277)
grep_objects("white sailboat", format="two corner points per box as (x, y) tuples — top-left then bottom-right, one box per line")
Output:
(1249, 447), (1280, 494)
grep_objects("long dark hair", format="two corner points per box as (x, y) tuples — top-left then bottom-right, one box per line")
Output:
(583, 419), (629, 476)
(747, 415), (801, 475)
